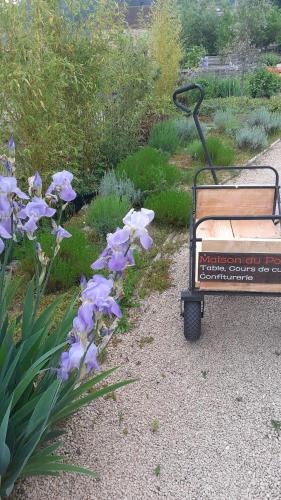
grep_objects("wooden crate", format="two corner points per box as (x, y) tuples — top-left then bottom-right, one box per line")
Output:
(195, 186), (281, 292)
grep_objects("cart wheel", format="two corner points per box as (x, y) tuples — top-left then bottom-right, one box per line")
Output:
(183, 301), (202, 342)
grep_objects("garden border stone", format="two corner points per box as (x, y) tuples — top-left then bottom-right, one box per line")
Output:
(245, 138), (281, 166)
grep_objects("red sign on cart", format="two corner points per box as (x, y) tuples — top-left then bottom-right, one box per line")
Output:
(198, 253), (281, 284)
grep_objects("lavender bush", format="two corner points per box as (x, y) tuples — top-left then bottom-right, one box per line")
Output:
(0, 140), (154, 497)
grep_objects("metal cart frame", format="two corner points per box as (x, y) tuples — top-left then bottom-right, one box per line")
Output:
(173, 83), (281, 341)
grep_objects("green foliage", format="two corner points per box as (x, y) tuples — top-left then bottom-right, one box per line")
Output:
(248, 107), (281, 132)
(150, 0), (183, 109)
(188, 136), (235, 166)
(196, 76), (242, 98)
(0, 277), (133, 497)
(259, 52), (281, 67)
(180, 0), (221, 55)
(144, 190), (192, 227)
(86, 195), (131, 238)
(181, 45), (205, 69)
(248, 69), (281, 98)
(213, 110), (240, 134)
(148, 120), (181, 154)
(99, 170), (141, 206)
(235, 126), (268, 150)
(200, 96), (281, 117)
(268, 112), (281, 131)
(0, 0), (155, 193)
(172, 118), (204, 143)
(116, 147), (181, 197)
(15, 227), (96, 292)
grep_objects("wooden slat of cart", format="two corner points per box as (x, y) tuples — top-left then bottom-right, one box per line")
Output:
(196, 187), (275, 219)
(201, 238), (281, 254)
(231, 220), (280, 239)
(197, 220), (234, 239)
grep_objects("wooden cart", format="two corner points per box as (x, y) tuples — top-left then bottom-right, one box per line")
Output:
(173, 84), (281, 341)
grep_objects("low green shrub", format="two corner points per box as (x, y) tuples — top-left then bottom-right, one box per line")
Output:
(196, 76), (242, 98)
(148, 119), (181, 154)
(99, 170), (141, 205)
(213, 110), (240, 134)
(248, 107), (271, 130)
(116, 147), (181, 196)
(248, 69), (281, 98)
(259, 52), (281, 67)
(269, 112), (281, 131)
(248, 107), (281, 133)
(86, 195), (131, 238)
(188, 136), (235, 165)
(235, 126), (268, 150)
(144, 190), (192, 227)
(200, 96), (281, 117)
(15, 227), (96, 292)
(172, 118), (205, 143)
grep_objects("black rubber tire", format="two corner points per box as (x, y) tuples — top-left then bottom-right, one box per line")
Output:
(183, 301), (202, 341)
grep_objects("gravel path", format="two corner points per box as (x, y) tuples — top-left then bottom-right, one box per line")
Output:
(19, 141), (281, 500)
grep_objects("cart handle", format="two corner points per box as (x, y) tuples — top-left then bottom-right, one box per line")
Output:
(173, 83), (204, 115)
(172, 84), (218, 184)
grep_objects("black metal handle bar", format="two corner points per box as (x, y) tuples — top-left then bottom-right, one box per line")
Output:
(172, 83), (218, 184)
(173, 83), (204, 115)
(194, 165), (280, 187)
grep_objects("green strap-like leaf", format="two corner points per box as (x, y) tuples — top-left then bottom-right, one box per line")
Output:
(54, 367), (118, 413)
(25, 380), (61, 438)
(31, 298), (60, 336)
(51, 378), (136, 425)
(0, 399), (12, 476)
(12, 342), (66, 408)
(22, 461), (98, 479)
(21, 280), (34, 339)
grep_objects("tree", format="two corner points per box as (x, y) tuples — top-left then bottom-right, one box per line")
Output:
(150, 0), (183, 109)
(180, 0), (221, 55)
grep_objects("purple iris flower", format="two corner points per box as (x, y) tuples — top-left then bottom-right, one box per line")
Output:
(0, 195), (12, 235)
(8, 136), (15, 154)
(80, 273), (87, 290)
(0, 175), (29, 200)
(91, 227), (132, 272)
(5, 160), (11, 174)
(123, 208), (154, 249)
(52, 225), (72, 243)
(46, 170), (76, 202)
(72, 302), (94, 335)
(107, 227), (130, 248)
(82, 275), (122, 318)
(28, 171), (42, 196)
(58, 339), (99, 381)
(85, 342), (100, 372)
(58, 341), (85, 381)
(18, 197), (56, 239)
(21, 217), (38, 239)
(18, 197), (56, 220)
(91, 247), (110, 270)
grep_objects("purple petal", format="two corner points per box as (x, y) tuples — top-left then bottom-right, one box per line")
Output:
(138, 229), (153, 250)
(108, 252), (127, 272)
(60, 185), (76, 202)
(85, 342), (100, 372)
(91, 256), (106, 270)
(0, 223), (11, 239)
